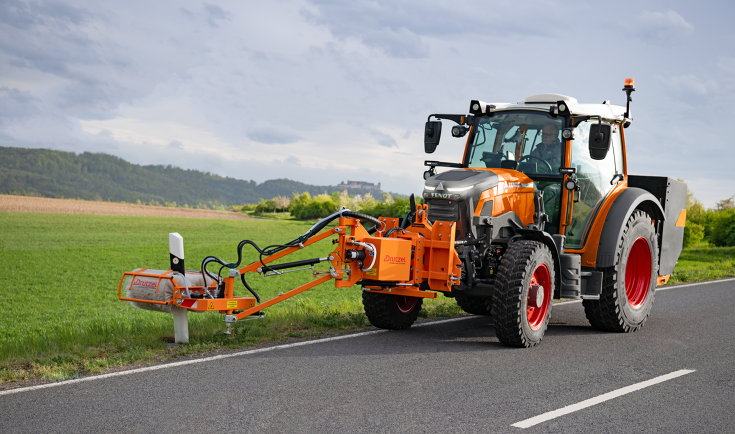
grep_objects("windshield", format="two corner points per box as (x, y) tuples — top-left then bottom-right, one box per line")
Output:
(465, 111), (564, 177)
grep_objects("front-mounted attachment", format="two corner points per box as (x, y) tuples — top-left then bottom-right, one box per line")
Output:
(119, 208), (462, 339)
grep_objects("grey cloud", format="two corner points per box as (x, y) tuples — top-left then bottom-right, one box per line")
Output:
(247, 124), (302, 145)
(285, 156), (300, 165)
(167, 140), (184, 150)
(369, 129), (397, 148)
(181, 3), (232, 28)
(204, 3), (232, 28)
(0, 0), (93, 29)
(302, 0), (565, 58)
(633, 10), (694, 43)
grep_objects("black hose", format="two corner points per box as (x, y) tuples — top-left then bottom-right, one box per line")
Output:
(199, 208), (382, 299)
(240, 274), (260, 304)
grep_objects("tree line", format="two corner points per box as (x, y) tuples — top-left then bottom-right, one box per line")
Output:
(682, 181), (735, 247)
(0, 146), (385, 207)
(247, 191), (420, 219)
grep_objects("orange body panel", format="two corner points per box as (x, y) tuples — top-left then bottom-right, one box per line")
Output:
(473, 169), (535, 226)
(675, 209), (687, 227)
(362, 237), (412, 281)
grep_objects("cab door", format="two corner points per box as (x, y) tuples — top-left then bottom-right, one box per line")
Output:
(565, 121), (625, 249)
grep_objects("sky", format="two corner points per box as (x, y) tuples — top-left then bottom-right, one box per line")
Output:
(1, 0), (734, 207)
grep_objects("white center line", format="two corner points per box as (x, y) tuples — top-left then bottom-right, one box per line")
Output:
(512, 369), (696, 429)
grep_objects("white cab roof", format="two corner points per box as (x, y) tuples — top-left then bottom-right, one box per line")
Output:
(482, 93), (628, 122)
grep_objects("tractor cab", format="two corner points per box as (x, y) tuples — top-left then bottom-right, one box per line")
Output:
(424, 92), (629, 250)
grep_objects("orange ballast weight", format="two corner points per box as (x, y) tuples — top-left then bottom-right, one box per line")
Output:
(118, 205), (461, 319)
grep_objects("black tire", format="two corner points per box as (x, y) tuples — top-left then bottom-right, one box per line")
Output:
(362, 291), (423, 330)
(455, 295), (493, 316)
(492, 240), (555, 348)
(583, 210), (659, 332)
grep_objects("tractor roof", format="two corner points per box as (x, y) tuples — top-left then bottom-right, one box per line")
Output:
(480, 93), (628, 123)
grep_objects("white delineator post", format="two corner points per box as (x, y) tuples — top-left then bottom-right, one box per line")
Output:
(170, 233), (189, 344)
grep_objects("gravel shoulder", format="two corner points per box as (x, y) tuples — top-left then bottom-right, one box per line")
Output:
(0, 194), (253, 220)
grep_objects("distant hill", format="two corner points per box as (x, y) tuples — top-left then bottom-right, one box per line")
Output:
(0, 147), (386, 206)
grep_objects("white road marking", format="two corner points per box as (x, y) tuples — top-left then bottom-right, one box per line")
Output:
(552, 277), (735, 306)
(511, 369), (696, 429)
(2, 277), (730, 398)
(658, 277), (735, 291)
(0, 316), (474, 397)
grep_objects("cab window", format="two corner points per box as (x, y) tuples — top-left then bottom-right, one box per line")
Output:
(565, 121), (622, 249)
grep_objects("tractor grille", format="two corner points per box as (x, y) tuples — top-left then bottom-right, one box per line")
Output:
(428, 202), (459, 223)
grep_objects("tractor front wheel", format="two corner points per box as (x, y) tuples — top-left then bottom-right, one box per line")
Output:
(362, 291), (423, 330)
(583, 210), (659, 332)
(492, 240), (554, 348)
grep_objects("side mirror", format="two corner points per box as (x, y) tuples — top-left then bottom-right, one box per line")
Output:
(424, 121), (442, 153)
(588, 123), (612, 160)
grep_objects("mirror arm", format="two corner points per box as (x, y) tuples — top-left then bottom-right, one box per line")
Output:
(428, 114), (470, 125)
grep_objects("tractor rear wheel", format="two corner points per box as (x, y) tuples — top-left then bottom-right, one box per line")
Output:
(492, 240), (554, 348)
(455, 295), (493, 316)
(583, 210), (659, 332)
(362, 291), (423, 330)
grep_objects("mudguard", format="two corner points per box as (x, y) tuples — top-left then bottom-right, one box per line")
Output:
(596, 187), (665, 268)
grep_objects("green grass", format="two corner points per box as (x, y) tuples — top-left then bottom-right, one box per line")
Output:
(2, 213), (732, 386)
(0, 213), (462, 384)
(242, 211), (297, 221)
(668, 242), (735, 284)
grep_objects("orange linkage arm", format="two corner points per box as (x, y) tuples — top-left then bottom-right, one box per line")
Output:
(120, 208), (462, 320)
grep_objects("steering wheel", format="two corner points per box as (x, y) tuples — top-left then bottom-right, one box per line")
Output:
(518, 155), (553, 173)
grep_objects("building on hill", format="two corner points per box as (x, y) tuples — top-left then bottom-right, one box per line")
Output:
(341, 180), (381, 191)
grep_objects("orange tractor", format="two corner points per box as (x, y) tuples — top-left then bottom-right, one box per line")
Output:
(119, 79), (686, 347)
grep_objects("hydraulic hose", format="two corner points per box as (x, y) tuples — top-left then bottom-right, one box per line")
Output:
(199, 208), (382, 299)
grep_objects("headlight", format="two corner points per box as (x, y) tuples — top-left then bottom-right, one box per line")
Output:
(447, 185), (473, 192)
(451, 125), (468, 138)
(424, 185), (436, 190)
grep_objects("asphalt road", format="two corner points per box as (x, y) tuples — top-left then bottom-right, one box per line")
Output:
(2, 279), (734, 433)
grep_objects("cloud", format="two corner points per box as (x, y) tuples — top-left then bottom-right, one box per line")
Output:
(655, 74), (711, 102)
(203, 3), (232, 27)
(247, 123), (302, 145)
(633, 10), (694, 43)
(167, 140), (184, 150)
(369, 129), (397, 148)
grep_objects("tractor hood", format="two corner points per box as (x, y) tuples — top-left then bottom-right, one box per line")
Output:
(423, 169), (498, 202)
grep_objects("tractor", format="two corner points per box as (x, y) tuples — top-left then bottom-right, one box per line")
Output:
(119, 79), (686, 348)
(417, 78), (686, 346)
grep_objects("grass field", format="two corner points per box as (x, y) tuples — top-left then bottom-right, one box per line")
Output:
(1, 212), (733, 385)
(669, 243), (735, 284)
(0, 212), (463, 384)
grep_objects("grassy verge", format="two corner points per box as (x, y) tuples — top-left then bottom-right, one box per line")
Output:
(0, 213), (462, 386)
(668, 242), (735, 284)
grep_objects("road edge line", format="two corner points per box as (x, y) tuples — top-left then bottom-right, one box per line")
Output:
(3, 278), (730, 397)
(0, 316), (482, 397)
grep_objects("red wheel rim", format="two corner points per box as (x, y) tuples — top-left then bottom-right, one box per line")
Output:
(625, 237), (652, 308)
(395, 295), (419, 313)
(527, 264), (551, 330)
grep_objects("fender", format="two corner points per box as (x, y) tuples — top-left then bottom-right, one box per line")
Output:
(596, 187), (665, 268)
(510, 228), (562, 299)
